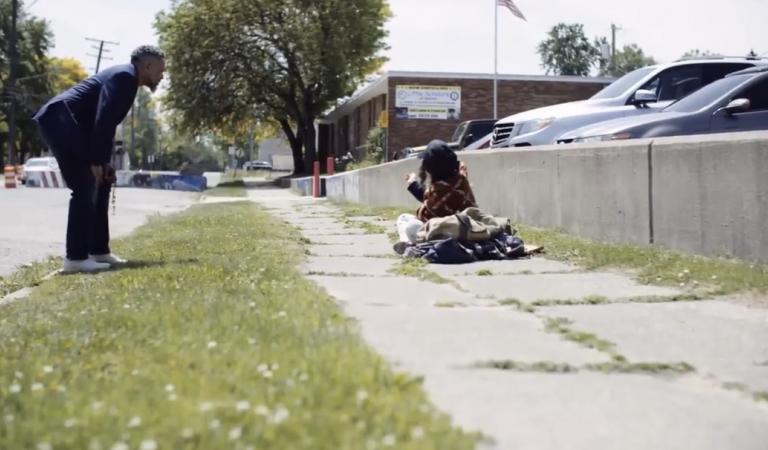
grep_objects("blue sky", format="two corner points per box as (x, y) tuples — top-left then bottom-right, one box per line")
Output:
(31, 0), (768, 77)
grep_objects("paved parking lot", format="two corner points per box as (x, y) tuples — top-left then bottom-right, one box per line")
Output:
(0, 185), (198, 276)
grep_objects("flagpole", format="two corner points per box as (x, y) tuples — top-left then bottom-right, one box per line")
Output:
(493, 0), (498, 120)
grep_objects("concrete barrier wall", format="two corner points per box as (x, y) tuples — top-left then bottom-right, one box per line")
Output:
(320, 131), (768, 262)
(651, 133), (768, 262)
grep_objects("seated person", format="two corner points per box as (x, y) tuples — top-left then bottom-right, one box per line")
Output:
(396, 140), (476, 243)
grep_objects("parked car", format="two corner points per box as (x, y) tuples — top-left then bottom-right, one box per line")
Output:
(463, 132), (493, 150)
(451, 119), (496, 149)
(396, 142), (460, 160)
(395, 119), (496, 160)
(21, 156), (58, 185)
(490, 57), (767, 148)
(242, 160), (272, 171)
(556, 66), (768, 143)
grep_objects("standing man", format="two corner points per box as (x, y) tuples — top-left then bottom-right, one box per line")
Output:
(33, 46), (166, 273)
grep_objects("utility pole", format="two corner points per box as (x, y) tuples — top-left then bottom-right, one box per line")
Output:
(610, 23), (622, 76)
(85, 37), (119, 74)
(130, 102), (136, 167)
(6, 0), (19, 166)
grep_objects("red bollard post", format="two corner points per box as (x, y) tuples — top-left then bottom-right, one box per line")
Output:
(312, 161), (321, 198)
(326, 156), (335, 176)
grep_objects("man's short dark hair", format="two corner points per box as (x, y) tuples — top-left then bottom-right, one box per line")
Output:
(130, 45), (165, 64)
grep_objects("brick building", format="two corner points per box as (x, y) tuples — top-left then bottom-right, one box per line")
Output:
(318, 71), (612, 162)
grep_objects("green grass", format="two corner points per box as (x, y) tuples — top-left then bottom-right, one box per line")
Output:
(497, 298), (536, 313)
(206, 179), (247, 197)
(544, 317), (626, 362)
(0, 203), (477, 450)
(530, 296), (610, 308)
(583, 361), (695, 374)
(476, 360), (695, 375)
(336, 204), (407, 222)
(389, 259), (451, 285)
(434, 302), (466, 308)
(475, 269), (493, 276)
(476, 361), (576, 373)
(344, 220), (387, 235)
(518, 224), (768, 296)
(0, 257), (61, 299)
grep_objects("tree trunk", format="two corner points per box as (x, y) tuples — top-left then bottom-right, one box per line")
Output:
(302, 121), (317, 173)
(279, 118), (305, 175)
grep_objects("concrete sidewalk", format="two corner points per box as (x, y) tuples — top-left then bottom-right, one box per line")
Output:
(249, 187), (768, 450)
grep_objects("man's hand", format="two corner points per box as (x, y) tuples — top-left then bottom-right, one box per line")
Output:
(103, 164), (116, 185)
(91, 165), (104, 185)
(405, 172), (418, 185)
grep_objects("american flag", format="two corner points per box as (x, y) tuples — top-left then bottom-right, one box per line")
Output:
(497, 0), (527, 21)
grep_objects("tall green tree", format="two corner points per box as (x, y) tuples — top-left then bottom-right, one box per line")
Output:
(595, 40), (657, 77)
(613, 44), (656, 77)
(0, 0), (54, 164)
(681, 49), (722, 59)
(48, 57), (88, 93)
(537, 23), (598, 76)
(155, 0), (390, 174)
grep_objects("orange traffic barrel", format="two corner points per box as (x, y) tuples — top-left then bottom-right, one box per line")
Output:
(4, 165), (17, 188)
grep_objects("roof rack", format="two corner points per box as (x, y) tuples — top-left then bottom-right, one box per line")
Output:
(675, 55), (768, 62)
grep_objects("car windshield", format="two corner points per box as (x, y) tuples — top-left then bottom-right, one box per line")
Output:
(664, 74), (750, 113)
(451, 123), (468, 142)
(590, 67), (656, 100)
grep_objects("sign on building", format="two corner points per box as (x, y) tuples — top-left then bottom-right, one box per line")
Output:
(395, 85), (461, 120)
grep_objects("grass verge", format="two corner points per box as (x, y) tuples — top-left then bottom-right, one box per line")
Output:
(518, 224), (768, 296)
(205, 179), (247, 197)
(0, 202), (477, 450)
(0, 257), (61, 299)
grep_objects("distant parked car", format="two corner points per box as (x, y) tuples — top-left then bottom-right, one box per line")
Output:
(451, 119), (496, 149)
(396, 142), (460, 160)
(557, 66), (768, 143)
(21, 156), (58, 185)
(242, 160), (272, 171)
(394, 119), (495, 160)
(490, 57), (767, 148)
(463, 132), (492, 150)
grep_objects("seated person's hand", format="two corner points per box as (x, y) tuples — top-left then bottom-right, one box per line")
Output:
(405, 172), (418, 185)
(459, 161), (468, 178)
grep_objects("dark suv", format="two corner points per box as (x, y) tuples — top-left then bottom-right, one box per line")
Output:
(395, 119), (496, 159)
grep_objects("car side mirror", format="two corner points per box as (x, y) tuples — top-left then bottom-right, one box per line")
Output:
(715, 98), (751, 116)
(632, 89), (657, 106)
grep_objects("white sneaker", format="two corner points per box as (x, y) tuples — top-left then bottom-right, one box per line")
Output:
(90, 253), (127, 265)
(62, 258), (111, 274)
